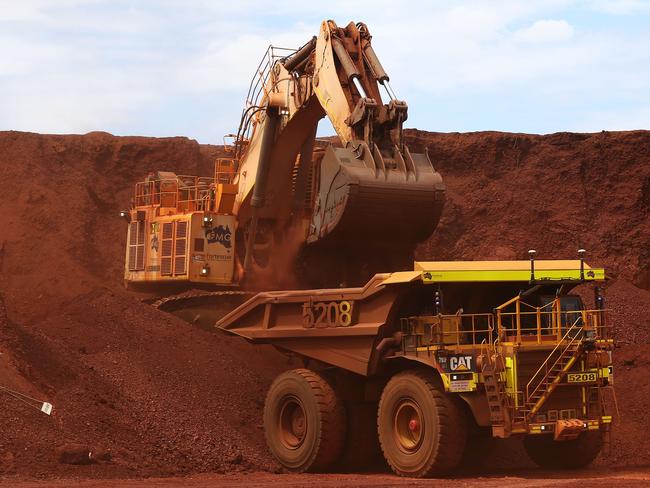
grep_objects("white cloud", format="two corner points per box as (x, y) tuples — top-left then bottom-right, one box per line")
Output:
(356, 13), (583, 94)
(514, 19), (575, 43)
(1, 65), (160, 134)
(177, 29), (313, 93)
(0, 0), (105, 23)
(0, 4), (44, 22)
(588, 0), (650, 15)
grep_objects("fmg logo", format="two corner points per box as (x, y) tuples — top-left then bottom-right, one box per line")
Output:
(205, 225), (232, 249)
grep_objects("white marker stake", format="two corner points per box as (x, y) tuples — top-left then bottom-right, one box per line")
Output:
(41, 402), (53, 416)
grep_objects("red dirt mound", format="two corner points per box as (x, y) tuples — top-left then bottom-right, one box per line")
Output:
(0, 131), (288, 478)
(0, 129), (648, 479)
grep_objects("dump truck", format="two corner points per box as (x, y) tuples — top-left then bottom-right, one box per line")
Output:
(217, 256), (616, 477)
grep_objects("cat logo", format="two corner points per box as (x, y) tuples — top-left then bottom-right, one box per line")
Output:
(449, 355), (473, 372)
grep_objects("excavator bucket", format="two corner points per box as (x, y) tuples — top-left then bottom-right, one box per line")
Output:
(307, 143), (445, 246)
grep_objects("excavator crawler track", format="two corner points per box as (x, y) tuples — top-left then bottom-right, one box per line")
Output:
(146, 290), (255, 330)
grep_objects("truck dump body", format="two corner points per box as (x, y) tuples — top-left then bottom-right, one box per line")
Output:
(217, 273), (409, 375)
(218, 259), (615, 441)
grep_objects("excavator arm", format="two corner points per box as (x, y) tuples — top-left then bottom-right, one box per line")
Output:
(233, 20), (445, 283)
(311, 20), (406, 149)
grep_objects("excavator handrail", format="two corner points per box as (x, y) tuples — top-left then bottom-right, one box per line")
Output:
(245, 45), (296, 110)
(134, 175), (215, 212)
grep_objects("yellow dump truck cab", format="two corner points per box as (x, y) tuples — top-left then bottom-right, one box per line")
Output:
(399, 260), (613, 441)
(123, 161), (239, 287)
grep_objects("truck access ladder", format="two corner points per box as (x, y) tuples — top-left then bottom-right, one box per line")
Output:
(524, 319), (584, 420)
(481, 348), (512, 438)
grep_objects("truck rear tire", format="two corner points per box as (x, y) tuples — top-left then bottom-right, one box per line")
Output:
(377, 370), (467, 477)
(263, 368), (346, 472)
(523, 431), (603, 469)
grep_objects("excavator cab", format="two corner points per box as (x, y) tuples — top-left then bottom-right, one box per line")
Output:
(123, 163), (238, 288)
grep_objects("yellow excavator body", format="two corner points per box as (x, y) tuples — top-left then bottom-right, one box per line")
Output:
(124, 20), (445, 288)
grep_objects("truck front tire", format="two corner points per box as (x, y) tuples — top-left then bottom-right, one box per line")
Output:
(263, 368), (346, 472)
(377, 370), (467, 477)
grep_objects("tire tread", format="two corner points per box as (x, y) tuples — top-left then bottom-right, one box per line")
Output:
(265, 368), (346, 472)
(378, 369), (467, 477)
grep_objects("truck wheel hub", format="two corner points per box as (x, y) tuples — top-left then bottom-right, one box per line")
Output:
(279, 397), (307, 449)
(394, 400), (423, 452)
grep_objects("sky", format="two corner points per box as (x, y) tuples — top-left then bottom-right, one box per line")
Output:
(1, 0), (650, 143)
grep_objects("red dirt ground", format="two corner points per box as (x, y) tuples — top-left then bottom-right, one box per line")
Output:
(4, 468), (650, 488)
(0, 129), (649, 481)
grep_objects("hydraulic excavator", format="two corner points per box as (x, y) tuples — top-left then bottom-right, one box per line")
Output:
(122, 20), (444, 295)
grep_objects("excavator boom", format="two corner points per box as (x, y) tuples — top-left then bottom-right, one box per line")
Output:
(233, 20), (445, 284)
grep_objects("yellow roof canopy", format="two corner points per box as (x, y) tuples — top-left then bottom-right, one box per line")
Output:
(404, 260), (606, 284)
